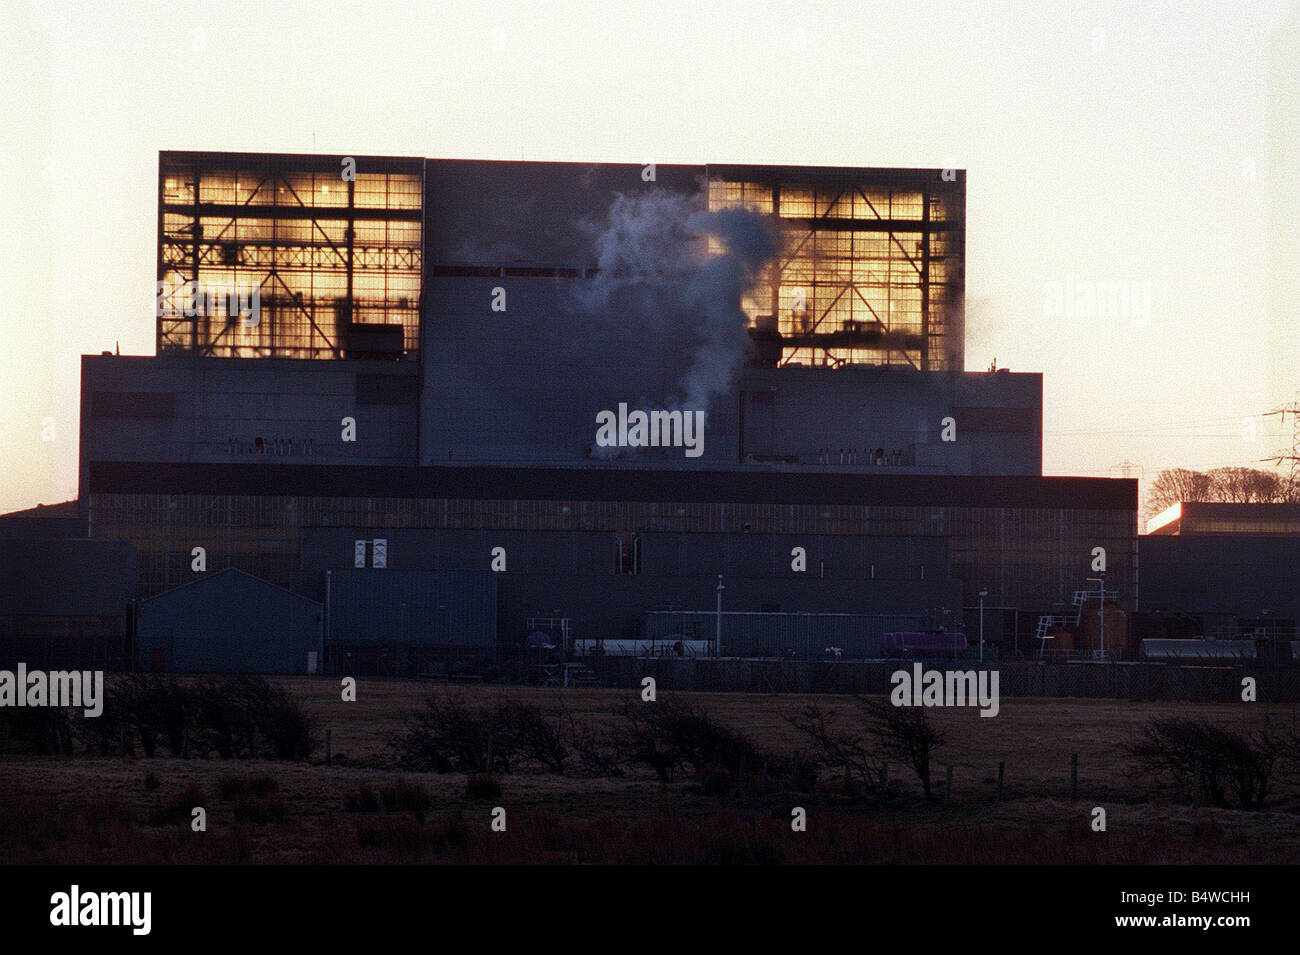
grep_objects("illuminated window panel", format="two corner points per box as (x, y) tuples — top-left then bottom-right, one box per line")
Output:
(709, 171), (964, 370)
(158, 153), (423, 360)
(707, 180), (773, 213)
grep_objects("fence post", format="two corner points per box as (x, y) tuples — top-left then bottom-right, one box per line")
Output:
(997, 761), (1004, 800)
(1070, 752), (1078, 801)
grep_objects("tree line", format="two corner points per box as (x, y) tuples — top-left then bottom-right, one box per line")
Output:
(1143, 466), (1297, 521)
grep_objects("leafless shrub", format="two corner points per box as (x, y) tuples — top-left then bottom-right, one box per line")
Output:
(790, 705), (887, 798)
(503, 703), (571, 773)
(391, 696), (518, 773)
(615, 698), (772, 789)
(1126, 718), (1281, 810)
(861, 699), (946, 802)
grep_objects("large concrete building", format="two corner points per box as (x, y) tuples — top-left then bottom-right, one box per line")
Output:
(0, 539), (137, 669)
(1137, 503), (1300, 651)
(70, 150), (1139, 671)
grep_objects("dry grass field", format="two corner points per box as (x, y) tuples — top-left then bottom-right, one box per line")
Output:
(2, 678), (1298, 864)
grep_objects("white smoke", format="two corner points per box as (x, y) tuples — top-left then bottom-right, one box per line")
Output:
(572, 190), (779, 413)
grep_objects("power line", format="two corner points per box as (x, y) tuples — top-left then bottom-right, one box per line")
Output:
(1044, 414), (1261, 436)
(1262, 401), (1300, 491)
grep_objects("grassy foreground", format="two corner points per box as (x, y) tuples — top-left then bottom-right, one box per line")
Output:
(2, 678), (1298, 864)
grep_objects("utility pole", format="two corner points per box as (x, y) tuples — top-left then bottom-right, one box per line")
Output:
(1109, 459), (1144, 480)
(1087, 575), (1107, 658)
(715, 574), (725, 658)
(1262, 400), (1300, 497)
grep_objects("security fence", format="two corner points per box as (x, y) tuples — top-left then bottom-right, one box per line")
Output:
(589, 656), (1300, 702)
(641, 610), (931, 660)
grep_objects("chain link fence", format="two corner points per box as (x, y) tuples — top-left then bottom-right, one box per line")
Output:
(641, 610), (930, 660)
(591, 656), (1300, 702)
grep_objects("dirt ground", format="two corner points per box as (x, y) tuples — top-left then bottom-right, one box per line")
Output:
(2, 679), (1297, 864)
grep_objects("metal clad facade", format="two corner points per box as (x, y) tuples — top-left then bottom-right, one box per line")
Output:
(136, 568), (322, 673)
(0, 539), (137, 617)
(327, 569), (498, 658)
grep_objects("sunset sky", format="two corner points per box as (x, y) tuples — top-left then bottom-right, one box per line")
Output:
(1, 0), (1296, 513)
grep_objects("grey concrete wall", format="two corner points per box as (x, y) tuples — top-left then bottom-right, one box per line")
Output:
(295, 527), (962, 646)
(0, 539), (137, 616)
(1139, 535), (1300, 622)
(80, 354), (419, 502)
(419, 276), (1040, 474)
(82, 343), (1040, 487)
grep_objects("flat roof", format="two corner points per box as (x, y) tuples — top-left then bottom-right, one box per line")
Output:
(87, 461), (1135, 510)
(1146, 500), (1300, 534)
(158, 149), (964, 182)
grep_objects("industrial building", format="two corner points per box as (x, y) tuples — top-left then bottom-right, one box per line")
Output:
(0, 539), (136, 669)
(11, 150), (1157, 672)
(1138, 515), (1300, 658)
(1145, 501), (1300, 536)
(135, 569), (322, 674)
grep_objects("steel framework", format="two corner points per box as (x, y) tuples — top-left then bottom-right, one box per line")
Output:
(707, 165), (965, 371)
(157, 151), (423, 359)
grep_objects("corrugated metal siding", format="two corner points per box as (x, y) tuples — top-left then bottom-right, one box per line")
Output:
(0, 540), (137, 616)
(136, 569), (322, 674)
(327, 569), (497, 657)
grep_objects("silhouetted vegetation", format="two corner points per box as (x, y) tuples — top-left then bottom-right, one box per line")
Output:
(20, 674), (319, 761)
(792, 699), (945, 801)
(1127, 718), (1285, 810)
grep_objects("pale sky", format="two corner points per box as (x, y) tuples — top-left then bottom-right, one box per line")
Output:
(1, 0), (1296, 513)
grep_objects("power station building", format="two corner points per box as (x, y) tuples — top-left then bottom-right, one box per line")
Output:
(68, 150), (1139, 672)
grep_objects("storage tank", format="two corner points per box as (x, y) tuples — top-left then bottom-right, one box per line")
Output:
(1077, 607), (1130, 657)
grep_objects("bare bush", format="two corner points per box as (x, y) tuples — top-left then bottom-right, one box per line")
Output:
(0, 705), (75, 755)
(503, 703), (571, 774)
(1126, 718), (1281, 810)
(615, 698), (772, 789)
(862, 700), (945, 802)
(392, 696), (518, 773)
(790, 705), (886, 798)
(67, 674), (315, 761)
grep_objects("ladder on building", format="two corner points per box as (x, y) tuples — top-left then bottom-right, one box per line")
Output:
(1036, 587), (1121, 659)
(1071, 588), (1118, 612)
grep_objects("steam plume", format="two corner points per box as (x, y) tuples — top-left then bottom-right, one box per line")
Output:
(572, 190), (778, 412)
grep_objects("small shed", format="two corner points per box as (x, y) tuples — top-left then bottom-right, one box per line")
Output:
(136, 568), (322, 674)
